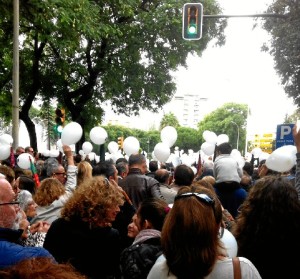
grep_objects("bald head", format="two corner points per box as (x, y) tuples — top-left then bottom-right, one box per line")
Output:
(154, 169), (170, 184)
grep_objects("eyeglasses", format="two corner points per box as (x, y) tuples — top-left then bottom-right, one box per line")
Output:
(54, 172), (66, 176)
(0, 201), (20, 206)
(174, 192), (215, 205)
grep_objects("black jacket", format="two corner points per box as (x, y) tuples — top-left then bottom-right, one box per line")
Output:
(120, 237), (162, 279)
(119, 168), (164, 209)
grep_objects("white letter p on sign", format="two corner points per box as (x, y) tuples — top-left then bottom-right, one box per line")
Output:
(280, 126), (291, 139)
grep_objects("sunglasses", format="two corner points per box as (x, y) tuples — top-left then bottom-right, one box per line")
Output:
(174, 192), (215, 205)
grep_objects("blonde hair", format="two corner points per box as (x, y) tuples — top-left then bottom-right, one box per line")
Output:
(34, 178), (65, 206)
(77, 161), (93, 187)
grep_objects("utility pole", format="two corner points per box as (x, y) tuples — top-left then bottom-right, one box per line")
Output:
(12, 0), (19, 149)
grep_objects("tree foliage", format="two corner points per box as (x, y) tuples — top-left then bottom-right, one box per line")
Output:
(261, 0), (300, 106)
(159, 112), (180, 130)
(197, 103), (248, 153)
(0, 0), (226, 151)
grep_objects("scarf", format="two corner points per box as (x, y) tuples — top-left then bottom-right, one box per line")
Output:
(133, 229), (161, 245)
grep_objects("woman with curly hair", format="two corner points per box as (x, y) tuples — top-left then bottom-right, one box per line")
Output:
(231, 176), (300, 279)
(147, 185), (261, 279)
(43, 176), (124, 279)
(31, 178), (68, 224)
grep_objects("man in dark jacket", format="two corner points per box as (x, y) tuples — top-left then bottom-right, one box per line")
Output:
(0, 177), (54, 268)
(119, 154), (164, 209)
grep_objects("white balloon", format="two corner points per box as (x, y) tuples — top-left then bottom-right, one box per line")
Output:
(0, 134), (13, 145)
(201, 141), (215, 156)
(88, 152), (96, 161)
(266, 145), (296, 172)
(79, 149), (85, 156)
(251, 147), (262, 158)
(49, 149), (59, 158)
(108, 141), (119, 154)
(154, 142), (171, 162)
(220, 229), (238, 258)
(42, 150), (50, 157)
(202, 130), (211, 141)
(123, 136), (140, 156)
(0, 144), (11, 160)
(160, 126), (177, 148)
(206, 131), (218, 144)
(82, 141), (93, 154)
(17, 153), (35, 169)
(89, 127), (108, 145)
(111, 152), (124, 163)
(61, 122), (83, 145)
(217, 134), (229, 145)
(258, 152), (270, 162)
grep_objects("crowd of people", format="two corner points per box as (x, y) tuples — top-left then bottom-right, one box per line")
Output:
(0, 125), (299, 278)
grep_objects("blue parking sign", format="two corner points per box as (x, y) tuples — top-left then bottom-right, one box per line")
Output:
(276, 124), (294, 149)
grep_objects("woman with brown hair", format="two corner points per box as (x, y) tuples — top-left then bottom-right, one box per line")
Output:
(231, 176), (300, 279)
(43, 176), (125, 279)
(147, 185), (261, 279)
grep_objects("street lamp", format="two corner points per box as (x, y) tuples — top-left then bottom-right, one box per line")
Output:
(231, 121), (239, 151)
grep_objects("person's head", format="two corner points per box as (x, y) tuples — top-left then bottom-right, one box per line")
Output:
(116, 161), (129, 179)
(92, 161), (118, 183)
(215, 142), (232, 156)
(135, 198), (168, 231)
(128, 153), (148, 174)
(61, 176), (124, 227)
(43, 157), (59, 177)
(34, 178), (65, 206)
(127, 214), (139, 239)
(115, 157), (128, 165)
(0, 165), (15, 188)
(0, 257), (87, 279)
(149, 160), (158, 172)
(17, 190), (37, 219)
(200, 175), (216, 187)
(35, 159), (44, 176)
(0, 178), (20, 230)
(161, 185), (223, 278)
(243, 161), (254, 176)
(25, 146), (34, 157)
(173, 164), (195, 186)
(15, 146), (25, 156)
(77, 161), (93, 187)
(15, 175), (35, 194)
(232, 176), (300, 243)
(154, 169), (170, 184)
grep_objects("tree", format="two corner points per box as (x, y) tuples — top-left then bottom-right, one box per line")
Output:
(261, 0), (300, 106)
(159, 112), (180, 130)
(197, 103), (248, 153)
(176, 127), (201, 153)
(0, 0), (226, 151)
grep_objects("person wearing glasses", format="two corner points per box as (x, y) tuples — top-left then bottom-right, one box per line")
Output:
(147, 186), (261, 279)
(0, 177), (54, 269)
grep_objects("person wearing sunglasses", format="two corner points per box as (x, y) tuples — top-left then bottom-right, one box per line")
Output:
(0, 177), (54, 269)
(147, 186), (261, 279)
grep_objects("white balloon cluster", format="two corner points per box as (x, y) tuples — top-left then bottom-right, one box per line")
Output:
(201, 130), (230, 157)
(153, 126), (178, 163)
(0, 134), (13, 161)
(266, 145), (296, 172)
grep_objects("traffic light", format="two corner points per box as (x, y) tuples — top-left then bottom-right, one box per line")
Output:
(55, 108), (65, 126)
(118, 137), (124, 149)
(182, 3), (203, 40)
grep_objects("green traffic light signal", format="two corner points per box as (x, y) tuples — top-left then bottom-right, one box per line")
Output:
(182, 3), (203, 40)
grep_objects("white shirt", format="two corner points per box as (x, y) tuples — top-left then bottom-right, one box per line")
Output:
(147, 255), (262, 279)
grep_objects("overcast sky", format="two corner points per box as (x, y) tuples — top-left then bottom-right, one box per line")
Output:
(172, 0), (296, 135)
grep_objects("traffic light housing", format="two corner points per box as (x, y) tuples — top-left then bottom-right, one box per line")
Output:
(118, 137), (124, 149)
(182, 3), (203, 40)
(55, 108), (65, 126)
